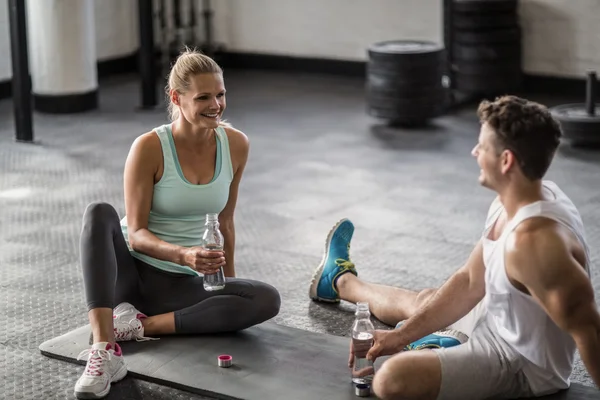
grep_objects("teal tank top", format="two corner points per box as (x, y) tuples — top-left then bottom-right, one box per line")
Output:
(120, 123), (234, 275)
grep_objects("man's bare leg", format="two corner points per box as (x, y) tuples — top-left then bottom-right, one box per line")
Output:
(336, 273), (437, 326)
(372, 349), (442, 400)
(308, 218), (438, 326)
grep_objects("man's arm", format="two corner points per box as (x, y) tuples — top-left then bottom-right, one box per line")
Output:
(506, 220), (600, 388)
(394, 238), (487, 347)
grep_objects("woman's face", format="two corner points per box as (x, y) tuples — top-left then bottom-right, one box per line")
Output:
(173, 73), (226, 129)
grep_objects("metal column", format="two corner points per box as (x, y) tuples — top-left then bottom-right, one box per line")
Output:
(202, 0), (214, 57)
(8, 0), (33, 142)
(138, 0), (158, 108)
(443, 0), (456, 107)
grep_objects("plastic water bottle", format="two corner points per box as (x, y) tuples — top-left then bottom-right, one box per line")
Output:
(202, 213), (226, 291)
(351, 302), (375, 384)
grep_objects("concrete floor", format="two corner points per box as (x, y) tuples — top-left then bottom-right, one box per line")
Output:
(0, 70), (599, 399)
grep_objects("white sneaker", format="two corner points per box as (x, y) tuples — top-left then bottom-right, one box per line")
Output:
(113, 302), (157, 342)
(74, 342), (127, 399)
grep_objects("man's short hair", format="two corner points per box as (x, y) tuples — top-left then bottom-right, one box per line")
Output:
(477, 95), (562, 181)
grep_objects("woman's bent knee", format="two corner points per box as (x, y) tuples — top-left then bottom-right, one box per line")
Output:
(83, 202), (120, 227)
(256, 282), (281, 321)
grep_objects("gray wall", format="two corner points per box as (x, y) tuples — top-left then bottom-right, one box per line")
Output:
(0, 0), (599, 83)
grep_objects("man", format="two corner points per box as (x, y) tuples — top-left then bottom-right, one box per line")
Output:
(309, 96), (600, 400)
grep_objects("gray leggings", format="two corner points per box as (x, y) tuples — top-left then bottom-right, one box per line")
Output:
(79, 202), (281, 334)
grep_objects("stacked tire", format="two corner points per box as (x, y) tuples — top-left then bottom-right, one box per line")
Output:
(451, 0), (522, 94)
(366, 40), (447, 126)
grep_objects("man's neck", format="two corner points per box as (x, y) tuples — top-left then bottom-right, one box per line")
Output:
(497, 180), (545, 220)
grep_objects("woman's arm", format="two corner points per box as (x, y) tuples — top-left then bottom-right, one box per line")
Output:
(123, 132), (185, 263)
(219, 127), (250, 278)
(123, 132), (224, 274)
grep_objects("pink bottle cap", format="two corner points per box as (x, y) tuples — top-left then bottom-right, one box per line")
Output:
(218, 354), (232, 368)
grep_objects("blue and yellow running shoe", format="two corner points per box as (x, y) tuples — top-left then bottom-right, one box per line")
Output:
(309, 218), (358, 303)
(395, 321), (468, 350)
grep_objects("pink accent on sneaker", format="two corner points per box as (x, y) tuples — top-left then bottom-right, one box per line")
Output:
(112, 302), (157, 342)
(112, 343), (123, 357)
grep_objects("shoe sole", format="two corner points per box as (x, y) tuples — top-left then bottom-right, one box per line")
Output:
(74, 363), (128, 399)
(434, 329), (469, 344)
(308, 218), (350, 303)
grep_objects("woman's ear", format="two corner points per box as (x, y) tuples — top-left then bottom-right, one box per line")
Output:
(170, 89), (180, 106)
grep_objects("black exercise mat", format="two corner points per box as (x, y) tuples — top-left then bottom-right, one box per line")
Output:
(39, 322), (599, 400)
(39, 322), (388, 399)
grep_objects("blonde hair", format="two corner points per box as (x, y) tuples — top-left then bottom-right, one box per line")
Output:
(166, 47), (230, 127)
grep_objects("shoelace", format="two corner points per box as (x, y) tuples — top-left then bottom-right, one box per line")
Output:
(77, 348), (111, 377)
(335, 243), (355, 272)
(335, 259), (356, 272)
(114, 318), (158, 342)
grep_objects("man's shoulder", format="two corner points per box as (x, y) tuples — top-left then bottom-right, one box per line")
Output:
(508, 217), (564, 254)
(504, 217), (581, 284)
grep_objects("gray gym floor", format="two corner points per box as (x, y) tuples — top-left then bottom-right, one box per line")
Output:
(0, 70), (598, 399)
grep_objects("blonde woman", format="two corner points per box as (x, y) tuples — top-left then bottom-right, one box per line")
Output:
(74, 49), (281, 399)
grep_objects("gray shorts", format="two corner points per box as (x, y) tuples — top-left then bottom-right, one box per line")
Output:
(432, 300), (538, 400)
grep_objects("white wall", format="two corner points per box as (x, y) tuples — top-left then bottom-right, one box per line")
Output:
(0, 0), (599, 83)
(0, 0), (12, 81)
(94, 0), (138, 61)
(520, 0), (600, 78)
(0, 0), (139, 82)
(222, 0), (442, 61)
(219, 0), (600, 78)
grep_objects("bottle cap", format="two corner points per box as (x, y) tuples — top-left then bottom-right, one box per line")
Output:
(355, 383), (371, 397)
(218, 354), (232, 368)
(206, 213), (219, 221)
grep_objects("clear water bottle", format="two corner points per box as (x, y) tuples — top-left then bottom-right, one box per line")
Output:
(202, 213), (226, 291)
(351, 302), (375, 384)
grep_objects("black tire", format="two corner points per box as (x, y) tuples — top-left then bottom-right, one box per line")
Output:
(551, 104), (600, 147)
(367, 64), (445, 88)
(453, 0), (518, 14)
(367, 40), (447, 124)
(368, 40), (445, 64)
(454, 71), (523, 93)
(367, 81), (444, 97)
(453, 60), (521, 75)
(453, 27), (521, 45)
(452, 13), (518, 30)
(453, 43), (521, 62)
(367, 100), (448, 124)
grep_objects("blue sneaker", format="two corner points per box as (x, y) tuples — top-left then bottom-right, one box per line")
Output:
(395, 321), (468, 350)
(309, 218), (358, 302)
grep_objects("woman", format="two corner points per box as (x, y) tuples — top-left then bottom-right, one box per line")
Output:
(74, 48), (281, 399)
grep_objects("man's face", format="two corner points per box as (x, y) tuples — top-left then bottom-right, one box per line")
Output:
(471, 123), (504, 190)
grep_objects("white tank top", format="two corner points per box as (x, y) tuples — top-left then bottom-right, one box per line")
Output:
(482, 180), (591, 392)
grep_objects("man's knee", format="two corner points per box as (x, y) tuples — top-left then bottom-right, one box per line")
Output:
(372, 352), (441, 400)
(372, 360), (408, 400)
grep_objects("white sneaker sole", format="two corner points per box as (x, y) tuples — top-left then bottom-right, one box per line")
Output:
(433, 329), (469, 344)
(308, 218), (349, 302)
(74, 362), (128, 399)
(113, 302), (138, 317)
